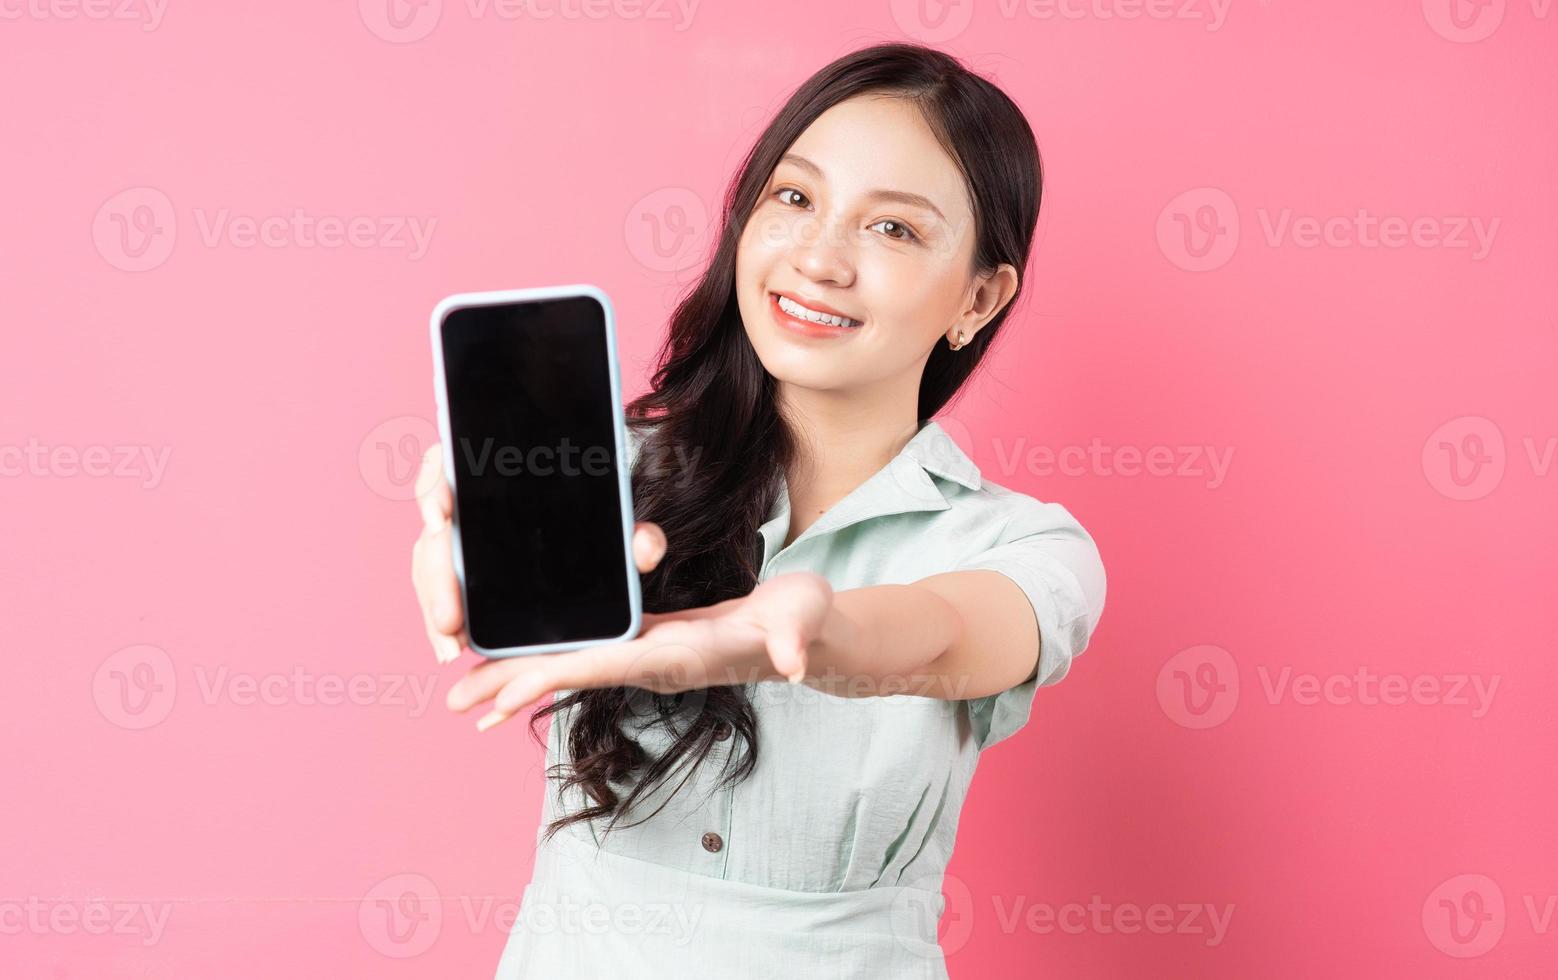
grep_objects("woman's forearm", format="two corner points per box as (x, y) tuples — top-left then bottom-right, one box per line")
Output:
(744, 584), (966, 699)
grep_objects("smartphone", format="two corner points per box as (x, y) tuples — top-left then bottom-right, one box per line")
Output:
(429, 284), (641, 657)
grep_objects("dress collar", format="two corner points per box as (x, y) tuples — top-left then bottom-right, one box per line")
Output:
(902, 418), (983, 492)
(757, 419), (983, 567)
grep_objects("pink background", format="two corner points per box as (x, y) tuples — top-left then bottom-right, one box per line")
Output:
(3, 1), (1554, 977)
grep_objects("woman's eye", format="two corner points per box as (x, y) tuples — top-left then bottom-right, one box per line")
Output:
(775, 188), (810, 208)
(770, 189), (916, 243)
(870, 219), (918, 243)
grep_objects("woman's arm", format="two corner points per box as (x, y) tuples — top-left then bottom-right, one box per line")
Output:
(443, 544), (1100, 731)
(748, 571), (1041, 702)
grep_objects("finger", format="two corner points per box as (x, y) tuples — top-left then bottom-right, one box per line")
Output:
(464, 628), (678, 722)
(411, 545), (459, 664)
(415, 443), (453, 531)
(446, 657), (531, 713)
(632, 521), (667, 574)
(418, 524), (465, 637)
(412, 536), (455, 664)
(477, 670), (561, 731)
(478, 635), (675, 730)
(422, 603), (464, 665)
(765, 625), (808, 685)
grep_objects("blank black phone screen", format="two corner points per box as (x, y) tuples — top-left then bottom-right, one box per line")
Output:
(440, 296), (631, 650)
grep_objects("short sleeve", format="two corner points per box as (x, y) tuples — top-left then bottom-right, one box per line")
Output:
(957, 496), (1106, 751)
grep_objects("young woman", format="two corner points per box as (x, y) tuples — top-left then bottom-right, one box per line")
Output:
(411, 42), (1107, 979)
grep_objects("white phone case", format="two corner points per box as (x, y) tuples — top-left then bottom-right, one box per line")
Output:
(429, 284), (642, 657)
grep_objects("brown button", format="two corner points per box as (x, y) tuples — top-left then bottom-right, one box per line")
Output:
(701, 832), (724, 853)
(713, 722), (733, 742)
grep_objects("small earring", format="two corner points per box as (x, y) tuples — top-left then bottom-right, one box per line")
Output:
(948, 331), (968, 351)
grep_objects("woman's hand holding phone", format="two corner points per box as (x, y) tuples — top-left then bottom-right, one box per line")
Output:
(410, 443), (668, 665)
(412, 443), (828, 732)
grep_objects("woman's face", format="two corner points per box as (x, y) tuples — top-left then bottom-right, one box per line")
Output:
(735, 93), (1009, 397)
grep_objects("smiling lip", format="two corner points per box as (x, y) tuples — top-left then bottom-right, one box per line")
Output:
(768, 291), (861, 338)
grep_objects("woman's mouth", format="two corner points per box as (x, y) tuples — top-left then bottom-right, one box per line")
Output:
(768, 292), (863, 338)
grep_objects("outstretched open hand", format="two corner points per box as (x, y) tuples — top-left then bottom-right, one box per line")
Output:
(447, 570), (834, 731)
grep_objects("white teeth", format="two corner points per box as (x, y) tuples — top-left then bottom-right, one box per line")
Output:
(777, 294), (860, 328)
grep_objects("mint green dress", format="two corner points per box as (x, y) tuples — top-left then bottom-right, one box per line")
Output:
(493, 419), (1107, 978)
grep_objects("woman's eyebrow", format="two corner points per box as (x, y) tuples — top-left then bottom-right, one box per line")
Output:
(778, 153), (947, 223)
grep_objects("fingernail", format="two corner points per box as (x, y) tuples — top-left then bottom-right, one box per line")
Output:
(476, 710), (508, 732)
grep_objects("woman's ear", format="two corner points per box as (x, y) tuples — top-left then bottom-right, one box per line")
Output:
(947, 263), (1020, 347)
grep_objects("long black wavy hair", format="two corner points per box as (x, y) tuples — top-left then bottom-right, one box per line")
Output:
(529, 41), (1044, 842)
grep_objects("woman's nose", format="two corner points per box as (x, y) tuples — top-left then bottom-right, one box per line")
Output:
(789, 215), (855, 287)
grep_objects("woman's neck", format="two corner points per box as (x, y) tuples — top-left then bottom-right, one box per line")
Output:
(777, 383), (922, 546)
